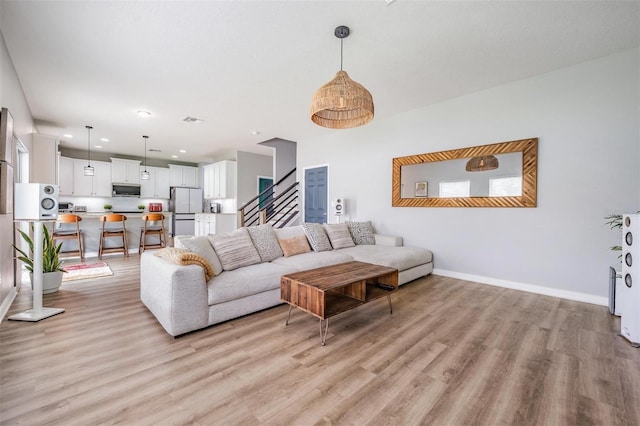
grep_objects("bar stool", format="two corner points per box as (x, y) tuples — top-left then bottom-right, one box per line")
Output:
(99, 214), (128, 259)
(138, 213), (167, 254)
(52, 213), (84, 261)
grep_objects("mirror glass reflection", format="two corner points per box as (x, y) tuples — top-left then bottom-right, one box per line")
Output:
(400, 152), (523, 199)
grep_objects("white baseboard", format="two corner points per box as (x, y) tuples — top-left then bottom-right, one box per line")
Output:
(432, 268), (608, 307)
(0, 287), (18, 323)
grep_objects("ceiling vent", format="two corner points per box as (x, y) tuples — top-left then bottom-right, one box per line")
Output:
(182, 116), (204, 123)
(148, 148), (162, 152)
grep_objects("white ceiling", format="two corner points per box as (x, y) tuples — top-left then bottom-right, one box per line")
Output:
(1, 1), (638, 164)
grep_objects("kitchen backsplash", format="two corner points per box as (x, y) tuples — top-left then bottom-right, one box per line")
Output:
(59, 196), (168, 213)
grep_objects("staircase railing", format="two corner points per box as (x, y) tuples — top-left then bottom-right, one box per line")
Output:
(237, 168), (299, 229)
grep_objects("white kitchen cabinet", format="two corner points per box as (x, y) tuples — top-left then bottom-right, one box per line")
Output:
(73, 159), (112, 196)
(169, 164), (198, 188)
(140, 166), (170, 199)
(111, 158), (141, 184)
(194, 213), (236, 236)
(58, 155), (75, 196)
(203, 160), (236, 199)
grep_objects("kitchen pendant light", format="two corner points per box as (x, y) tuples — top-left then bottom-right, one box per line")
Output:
(83, 125), (94, 176)
(310, 25), (374, 129)
(141, 135), (150, 180)
(465, 155), (499, 172)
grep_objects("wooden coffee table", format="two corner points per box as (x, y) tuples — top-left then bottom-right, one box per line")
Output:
(280, 261), (398, 345)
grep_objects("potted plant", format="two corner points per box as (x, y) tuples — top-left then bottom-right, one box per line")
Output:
(13, 224), (66, 294)
(103, 204), (112, 212)
(138, 204), (145, 211)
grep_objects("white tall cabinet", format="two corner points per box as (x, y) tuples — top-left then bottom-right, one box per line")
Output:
(58, 155), (75, 196)
(140, 166), (170, 199)
(31, 134), (59, 184)
(169, 164), (199, 187)
(203, 160), (236, 199)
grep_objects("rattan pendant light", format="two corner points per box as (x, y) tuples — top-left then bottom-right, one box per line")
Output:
(465, 155), (499, 172)
(310, 26), (374, 129)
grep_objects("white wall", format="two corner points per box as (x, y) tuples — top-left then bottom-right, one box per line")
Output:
(0, 31), (34, 143)
(0, 29), (35, 320)
(236, 151), (273, 207)
(297, 48), (639, 303)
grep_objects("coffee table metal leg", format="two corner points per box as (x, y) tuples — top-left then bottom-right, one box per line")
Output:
(285, 304), (293, 325)
(319, 318), (329, 346)
(387, 294), (393, 315)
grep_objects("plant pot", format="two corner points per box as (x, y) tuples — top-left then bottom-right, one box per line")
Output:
(29, 271), (64, 294)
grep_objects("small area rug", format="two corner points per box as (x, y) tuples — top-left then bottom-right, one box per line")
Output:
(62, 262), (114, 282)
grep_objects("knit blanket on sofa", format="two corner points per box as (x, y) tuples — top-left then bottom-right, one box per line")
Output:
(155, 248), (215, 281)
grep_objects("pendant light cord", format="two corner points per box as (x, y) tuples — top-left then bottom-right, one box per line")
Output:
(340, 38), (343, 71)
(86, 125), (92, 165)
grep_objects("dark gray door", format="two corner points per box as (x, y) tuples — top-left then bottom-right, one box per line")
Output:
(304, 166), (328, 224)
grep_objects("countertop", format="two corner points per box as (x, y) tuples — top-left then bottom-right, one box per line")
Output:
(74, 211), (173, 219)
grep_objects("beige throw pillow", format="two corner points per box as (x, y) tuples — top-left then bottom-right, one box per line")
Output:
(278, 235), (312, 257)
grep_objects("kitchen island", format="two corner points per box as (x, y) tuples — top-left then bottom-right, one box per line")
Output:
(54, 212), (173, 259)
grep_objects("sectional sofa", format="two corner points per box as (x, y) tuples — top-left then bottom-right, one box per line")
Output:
(140, 221), (433, 336)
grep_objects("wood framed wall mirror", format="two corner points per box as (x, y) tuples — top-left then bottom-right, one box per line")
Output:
(392, 138), (538, 207)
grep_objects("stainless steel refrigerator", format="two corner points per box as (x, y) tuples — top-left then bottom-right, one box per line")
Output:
(0, 108), (16, 310)
(169, 187), (203, 236)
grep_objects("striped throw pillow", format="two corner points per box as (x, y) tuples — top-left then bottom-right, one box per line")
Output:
(324, 223), (355, 249)
(209, 228), (261, 271)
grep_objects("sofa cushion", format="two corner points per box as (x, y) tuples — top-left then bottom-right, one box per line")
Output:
(247, 224), (283, 262)
(337, 245), (432, 271)
(302, 222), (332, 252)
(271, 250), (354, 271)
(208, 262), (298, 305)
(209, 228), (262, 271)
(175, 235), (223, 275)
(346, 221), (376, 245)
(278, 235), (311, 257)
(324, 223), (356, 249)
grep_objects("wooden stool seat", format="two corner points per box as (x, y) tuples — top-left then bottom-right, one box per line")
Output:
(99, 214), (128, 259)
(139, 213), (166, 254)
(52, 213), (84, 261)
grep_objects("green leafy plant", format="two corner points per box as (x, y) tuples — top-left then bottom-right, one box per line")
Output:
(103, 204), (112, 210)
(605, 213), (623, 254)
(13, 225), (65, 273)
(138, 204), (145, 210)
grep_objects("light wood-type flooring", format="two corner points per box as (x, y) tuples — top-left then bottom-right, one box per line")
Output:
(1, 255), (640, 425)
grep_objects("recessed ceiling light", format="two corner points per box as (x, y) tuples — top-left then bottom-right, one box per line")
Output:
(179, 149), (186, 153)
(63, 134), (73, 138)
(100, 138), (109, 142)
(137, 110), (152, 117)
(251, 130), (260, 135)
(172, 155), (178, 158)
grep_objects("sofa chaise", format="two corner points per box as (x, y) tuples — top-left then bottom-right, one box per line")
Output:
(140, 221), (433, 336)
